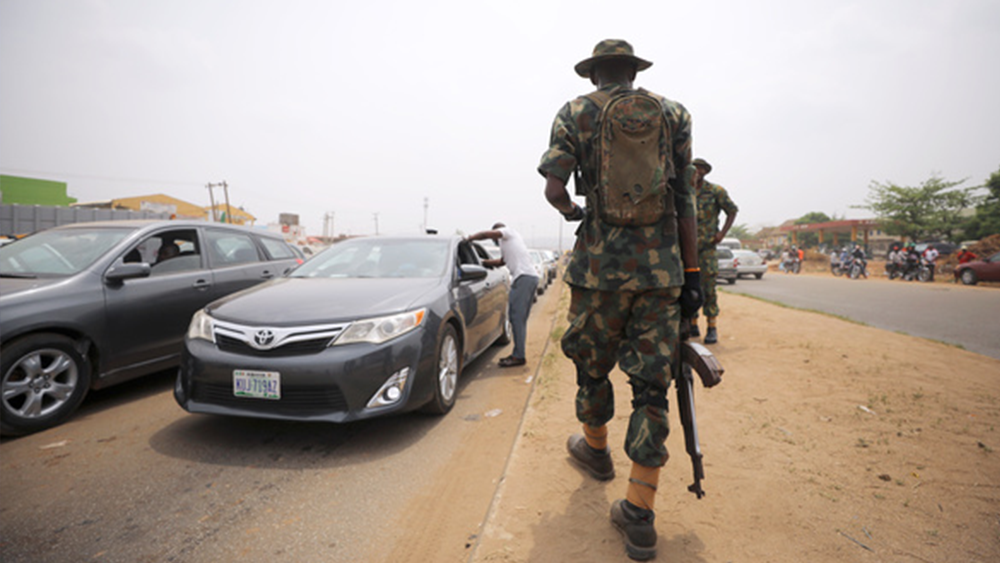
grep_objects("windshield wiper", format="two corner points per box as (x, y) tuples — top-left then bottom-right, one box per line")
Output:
(0, 272), (38, 279)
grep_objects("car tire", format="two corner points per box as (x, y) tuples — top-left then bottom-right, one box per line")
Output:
(729, 277), (737, 284)
(494, 310), (512, 346)
(422, 324), (461, 416)
(1, 334), (91, 436)
(754, 273), (763, 279)
(960, 269), (978, 286)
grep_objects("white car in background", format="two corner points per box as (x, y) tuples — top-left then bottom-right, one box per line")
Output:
(732, 249), (767, 279)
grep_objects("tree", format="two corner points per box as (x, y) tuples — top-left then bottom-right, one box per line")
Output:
(727, 223), (752, 241)
(792, 211), (832, 248)
(962, 166), (1000, 241)
(856, 174), (980, 242)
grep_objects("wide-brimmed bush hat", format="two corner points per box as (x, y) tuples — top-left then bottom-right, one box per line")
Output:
(575, 39), (653, 78)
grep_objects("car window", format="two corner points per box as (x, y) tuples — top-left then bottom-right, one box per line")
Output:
(457, 242), (481, 266)
(291, 238), (449, 279)
(0, 227), (133, 277)
(124, 229), (202, 276)
(716, 248), (733, 259)
(206, 230), (260, 266)
(257, 236), (296, 260)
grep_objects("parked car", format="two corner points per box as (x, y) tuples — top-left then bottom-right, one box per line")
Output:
(716, 246), (738, 284)
(174, 235), (512, 424)
(0, 220), (303, 435)
(954, 251), (1000, 286)
(529, 249), (553, 293)
(732, 249), (767, 279)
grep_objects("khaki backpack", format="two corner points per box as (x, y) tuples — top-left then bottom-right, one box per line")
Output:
(579, 88), (675, 227)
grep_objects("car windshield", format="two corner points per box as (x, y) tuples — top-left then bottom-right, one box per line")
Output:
(0, 227), (134, 278)
(289, 238), (450, 279)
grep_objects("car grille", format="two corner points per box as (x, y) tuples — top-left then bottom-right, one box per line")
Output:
(210, 319), (349, 357)
(192, 382), (350, 415)
(216, 334), (331, 356)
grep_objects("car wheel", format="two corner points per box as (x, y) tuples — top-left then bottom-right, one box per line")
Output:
(729, 276), (737, 284)
(494, 310), (512, 346)
(1, 334), (91, 436)
(422, 324), (461, 416)
(754, 273), (763, 279)
(960, 269), (978, 286)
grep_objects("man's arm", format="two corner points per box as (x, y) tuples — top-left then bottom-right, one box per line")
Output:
(466, 229), (503, 243)
(545, 174), (578, 216)
(713, 210), (737, 245)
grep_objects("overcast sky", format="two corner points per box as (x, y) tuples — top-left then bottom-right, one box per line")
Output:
(2, 0), (998, 247)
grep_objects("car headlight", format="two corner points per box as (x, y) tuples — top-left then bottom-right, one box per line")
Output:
(334, 308), (426, 345)
(187, 309), (215, 341)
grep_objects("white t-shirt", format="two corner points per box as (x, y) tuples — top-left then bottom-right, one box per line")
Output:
(497, 227), (537, 281)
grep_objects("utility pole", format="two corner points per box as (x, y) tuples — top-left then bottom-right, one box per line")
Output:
(205, 183), (218, 221)
(323, 211), (335, 240)
(373, 212), (379, 235)
(423, 197), (429, 233)
(206, 181), (229, 222)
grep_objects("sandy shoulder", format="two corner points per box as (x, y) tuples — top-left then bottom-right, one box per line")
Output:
(471, 289), (1000, 562)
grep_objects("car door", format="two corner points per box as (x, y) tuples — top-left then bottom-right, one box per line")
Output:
(454, 241), (495, 355)
(101, 227), (214, 381)
(203, 227), (281, 302)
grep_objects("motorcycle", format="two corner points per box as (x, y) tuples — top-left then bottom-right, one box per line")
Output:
(783, 257), (801, 274)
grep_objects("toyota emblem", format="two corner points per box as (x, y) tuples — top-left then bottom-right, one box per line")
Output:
(254, 329), (275, 347)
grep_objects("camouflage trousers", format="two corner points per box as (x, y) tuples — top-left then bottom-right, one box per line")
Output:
(694, 247), (720, 319)
(561, 285), (682, 467)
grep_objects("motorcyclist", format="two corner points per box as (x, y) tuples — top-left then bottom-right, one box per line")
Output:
(851, 245), (868, 278)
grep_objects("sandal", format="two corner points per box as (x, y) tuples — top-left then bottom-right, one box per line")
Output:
(498, 356), (526, 368)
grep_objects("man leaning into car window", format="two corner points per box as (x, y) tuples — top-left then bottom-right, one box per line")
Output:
(466, 223), (539, 368)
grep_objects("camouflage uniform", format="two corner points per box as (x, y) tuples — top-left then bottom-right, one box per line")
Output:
(694, 181), (738, 320)
(538, 82), (695, 467)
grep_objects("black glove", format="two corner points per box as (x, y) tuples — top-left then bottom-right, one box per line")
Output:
(561, 203), (585, 222)
(679, 270), (703, 319)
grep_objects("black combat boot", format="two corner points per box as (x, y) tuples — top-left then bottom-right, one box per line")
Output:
(688, 323), (700, 338)
(610, 499), (657, 561)
(704, 326), (718, 344)
(566, 434), (614, 481)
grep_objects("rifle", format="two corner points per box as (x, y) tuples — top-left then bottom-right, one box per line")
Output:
(677, 317), (724, 499)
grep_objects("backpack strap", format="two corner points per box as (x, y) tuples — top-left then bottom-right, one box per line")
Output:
(583, 89), (613, 110)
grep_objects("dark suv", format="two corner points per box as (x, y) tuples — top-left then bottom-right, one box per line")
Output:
(0, 220), (302, 435)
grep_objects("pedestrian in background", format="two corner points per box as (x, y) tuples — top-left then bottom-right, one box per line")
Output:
(539, 39), (702, 560)
(466, 223), (539, 367)
(957, 246), (977, 264)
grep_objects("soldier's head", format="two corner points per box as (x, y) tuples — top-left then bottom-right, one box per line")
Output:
(693, 158), (712, 185)
(575, 39), (651, 86)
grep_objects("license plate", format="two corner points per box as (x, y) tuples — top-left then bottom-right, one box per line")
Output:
(233, 370), (281, 400)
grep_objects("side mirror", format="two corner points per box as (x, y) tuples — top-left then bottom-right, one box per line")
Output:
(105, 263), (151, 283)
(458, 264), (488, 282)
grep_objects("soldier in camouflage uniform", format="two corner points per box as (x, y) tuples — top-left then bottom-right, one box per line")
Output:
(690, 158), (738, 344)
(539, 39), (703, 561)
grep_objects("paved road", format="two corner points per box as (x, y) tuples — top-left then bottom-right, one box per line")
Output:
(722, 273), (1000, 359)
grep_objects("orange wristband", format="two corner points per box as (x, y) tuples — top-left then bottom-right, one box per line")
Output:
(684, 267), (701, 273)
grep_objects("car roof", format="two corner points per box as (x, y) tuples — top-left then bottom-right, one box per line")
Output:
(51, 220), (286, 239)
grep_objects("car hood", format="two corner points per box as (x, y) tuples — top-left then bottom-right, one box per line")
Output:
(206, 277), (444, 326)
(0, 276), (73, 298)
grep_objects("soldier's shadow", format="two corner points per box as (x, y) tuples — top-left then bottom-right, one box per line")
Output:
(519, 469), (710, 562)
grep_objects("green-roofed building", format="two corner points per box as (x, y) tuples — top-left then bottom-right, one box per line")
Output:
(0, 175), (77, 206)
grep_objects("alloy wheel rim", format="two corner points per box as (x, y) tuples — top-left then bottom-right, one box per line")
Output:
(2, 349), (79, 419)
(438, 334), (458, 402)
